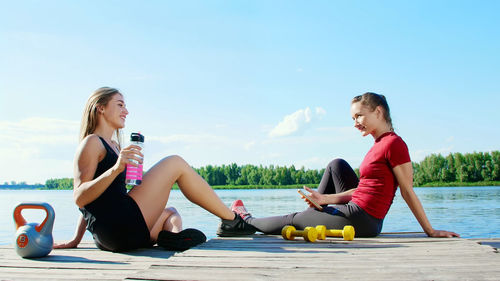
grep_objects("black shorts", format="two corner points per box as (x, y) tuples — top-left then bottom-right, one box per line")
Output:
(90, 196), (152, 252)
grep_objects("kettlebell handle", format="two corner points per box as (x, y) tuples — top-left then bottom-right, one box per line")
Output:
(13, 202), (55, 233)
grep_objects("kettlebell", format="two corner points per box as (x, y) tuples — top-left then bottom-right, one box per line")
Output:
(13, 202), (55, 258)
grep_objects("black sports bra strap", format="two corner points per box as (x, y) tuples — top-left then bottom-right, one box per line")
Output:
(98, 136), (118, 156)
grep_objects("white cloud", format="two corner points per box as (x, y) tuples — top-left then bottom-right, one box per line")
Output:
(315, 107), (326, 118)
(215, 124), (228, 129)
(0, 117), (79, 147)
(244, 141), (256, 151)
(0, 117), (79, 183)
(0, 117), (78, 135)
(269, 107), (327, 138)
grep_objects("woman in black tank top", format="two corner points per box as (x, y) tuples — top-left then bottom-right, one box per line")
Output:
(54, 87), (256, 252)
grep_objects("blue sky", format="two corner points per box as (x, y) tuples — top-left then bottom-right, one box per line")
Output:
(1, 1), (499, 184)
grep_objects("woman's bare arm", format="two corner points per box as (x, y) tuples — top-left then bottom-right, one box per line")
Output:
(393, 162), (459, 238)
(53, 214), (87, 249)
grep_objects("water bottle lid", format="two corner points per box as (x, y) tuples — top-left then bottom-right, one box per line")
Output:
(130, 132), (145, 142)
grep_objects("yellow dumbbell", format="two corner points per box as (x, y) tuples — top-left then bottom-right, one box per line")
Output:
(315, 225), (355, 241)
(281, 225), (318, 242)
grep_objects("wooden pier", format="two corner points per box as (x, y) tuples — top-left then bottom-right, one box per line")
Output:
(1, 233), (499, 280)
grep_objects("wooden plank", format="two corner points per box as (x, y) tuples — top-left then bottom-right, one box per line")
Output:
(0, 241), (178, 280)
(127, 235), (500, 281)
(1, 235), (499, 281)
(127, 264), (500, 281)
(0, 267), (130, 281)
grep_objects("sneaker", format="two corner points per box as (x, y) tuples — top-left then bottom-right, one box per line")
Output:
(157, 228), (206, 251)
(231, 199), (252, 220)
(216, 212), (257, 237)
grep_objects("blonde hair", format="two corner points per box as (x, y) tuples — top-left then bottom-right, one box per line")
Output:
(352, 92), (394, 131)
(79, 87), (122, 146)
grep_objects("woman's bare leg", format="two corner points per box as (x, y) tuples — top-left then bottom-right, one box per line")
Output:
(128, 155), (234, 231)
(162, 208), (182, 233)
(149, 207), (182, 242)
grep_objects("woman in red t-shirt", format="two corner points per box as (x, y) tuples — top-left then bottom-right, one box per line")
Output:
(227, 92), (459, 238)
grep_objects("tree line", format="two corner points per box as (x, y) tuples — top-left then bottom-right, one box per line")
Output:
(194, 164), (324, 186)
(39, 150), (499, 189)
(413, 151), (499, 186)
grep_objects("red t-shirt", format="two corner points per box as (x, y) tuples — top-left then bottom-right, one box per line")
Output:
(351, 132), (411, 219)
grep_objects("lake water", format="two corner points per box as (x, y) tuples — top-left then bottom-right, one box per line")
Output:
(1, 186), (499, 245)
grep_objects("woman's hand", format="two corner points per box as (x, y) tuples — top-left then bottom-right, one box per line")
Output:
(53, 214), (87, 249)
(114, 145), (144, 173)
(428, 229), (460, 238)
(302, 186), (327, 206)
(302, 186), (355, 206)
(53, 239), (80, 249)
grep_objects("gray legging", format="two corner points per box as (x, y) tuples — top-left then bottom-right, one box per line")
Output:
(245, 159), (383, 237)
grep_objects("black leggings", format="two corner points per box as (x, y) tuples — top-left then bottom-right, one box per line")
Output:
(246, 159), (383, 237)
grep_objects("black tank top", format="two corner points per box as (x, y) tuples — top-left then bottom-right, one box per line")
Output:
(80, 136), (127, 232)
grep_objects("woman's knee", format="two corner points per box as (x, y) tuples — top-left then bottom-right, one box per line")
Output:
(152, 155), (190, 175)
(149, 207), (183, 241)
(163, 207), (182, 231)
(327, 158), (348, 171)
(164, 206), (179, 216)
(162, 155), (187, 166)
(159, 207), (182, 226)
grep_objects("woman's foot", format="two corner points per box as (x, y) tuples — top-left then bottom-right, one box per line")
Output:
(157, 228), (206, 251)
(231, 199), (252, 220)
(216, 212), (256, 237)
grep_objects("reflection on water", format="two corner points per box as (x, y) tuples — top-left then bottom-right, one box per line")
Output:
(1, 186), (499, 245)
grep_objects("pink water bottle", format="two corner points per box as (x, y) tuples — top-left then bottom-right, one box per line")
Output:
(125, 132), (145, 186)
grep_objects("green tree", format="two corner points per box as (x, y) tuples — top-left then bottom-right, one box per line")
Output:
(441, 154), (456, 182)
(247, 167), (261, 185)
(236, 165), (251, 185)
(224, 163), (240, 185)
(274, 166), (293, 185)
(45, 178), (73, 189)
(294, 167), (306, 184)
(260, 165), (276, 185)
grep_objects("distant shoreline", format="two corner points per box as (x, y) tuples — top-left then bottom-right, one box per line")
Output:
(1, 181), (499, 190)
(0, 184), (44, 190)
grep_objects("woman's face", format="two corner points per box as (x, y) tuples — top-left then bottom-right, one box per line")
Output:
(350, 102), (382, 137)
(100, 93), (128, 129)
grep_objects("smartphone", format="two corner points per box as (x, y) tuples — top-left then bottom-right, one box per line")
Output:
(297, 189), (323, 210)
